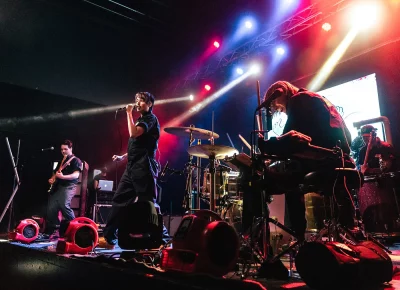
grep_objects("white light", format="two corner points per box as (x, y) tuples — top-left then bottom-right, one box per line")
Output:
(250, 64), (261, 75)
(276, 47), (285, 55)
(236, 68), (244, 75)
(245, 21), (253, 29)
(189, 94), (194, 101)
(351, 3), (379, 30)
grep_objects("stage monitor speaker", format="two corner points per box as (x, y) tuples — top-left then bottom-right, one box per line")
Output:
(118, 201), (162, 250)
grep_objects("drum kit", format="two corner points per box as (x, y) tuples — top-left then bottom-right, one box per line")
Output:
(164, 126), (243, 225)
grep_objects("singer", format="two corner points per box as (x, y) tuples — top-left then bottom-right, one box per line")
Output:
(99, 92), (170, 249)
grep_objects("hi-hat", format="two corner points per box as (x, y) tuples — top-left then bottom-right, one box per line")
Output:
(187, 144), (238, 159)
(164, 127), (219, 139)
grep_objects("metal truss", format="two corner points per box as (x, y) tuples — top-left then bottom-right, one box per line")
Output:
(172, 0), (353, 92)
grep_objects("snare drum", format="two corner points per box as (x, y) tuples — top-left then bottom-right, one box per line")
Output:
(357, 173), (400, 233)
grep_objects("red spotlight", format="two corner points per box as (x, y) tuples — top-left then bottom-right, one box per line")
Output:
(322, 22), (331, 31)
(205, 84), (211, 91)
(213, 41), (220, 48)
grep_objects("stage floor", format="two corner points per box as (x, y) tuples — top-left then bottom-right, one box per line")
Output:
(2, 237), (400, 290)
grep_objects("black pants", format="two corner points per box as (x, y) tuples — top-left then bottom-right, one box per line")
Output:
(45, 184), (77, 234)
(103, 167), (170, 245)
(104, 167), (157, 245)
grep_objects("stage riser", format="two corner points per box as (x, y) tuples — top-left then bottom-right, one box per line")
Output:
(0, 242), (264, 290)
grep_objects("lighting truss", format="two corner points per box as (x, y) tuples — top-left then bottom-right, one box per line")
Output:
(171, 0), (353, 92)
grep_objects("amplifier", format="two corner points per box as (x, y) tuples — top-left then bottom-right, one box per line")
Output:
(97, 190), (114, 203)
(93, 204), (112, 228)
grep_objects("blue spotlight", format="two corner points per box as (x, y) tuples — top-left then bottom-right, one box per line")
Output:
(244, 21), (253, 29)
(276, 47), (285, 55)
(236, 68), (244, 75)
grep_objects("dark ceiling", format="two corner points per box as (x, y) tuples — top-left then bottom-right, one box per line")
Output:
(1, 0), (399, 107)
(0, 0), (277, 105)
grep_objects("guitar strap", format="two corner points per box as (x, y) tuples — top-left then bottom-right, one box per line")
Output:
(60, 155), (76, 172)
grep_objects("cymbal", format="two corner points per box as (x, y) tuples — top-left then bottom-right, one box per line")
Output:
(164, 127), (219, 139)
(187, 144), (238, 159)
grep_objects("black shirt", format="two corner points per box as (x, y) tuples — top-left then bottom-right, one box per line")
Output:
(284, 89), (352, 154)
(127, 111), (160, 177)
(54, 154), (82, 186)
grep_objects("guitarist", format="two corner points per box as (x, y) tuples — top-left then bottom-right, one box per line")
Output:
(44, 139), (82, 238)
(357, 125), (397, 175)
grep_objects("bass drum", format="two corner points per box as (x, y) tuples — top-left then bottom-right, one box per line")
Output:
(357, 173), (400, 233)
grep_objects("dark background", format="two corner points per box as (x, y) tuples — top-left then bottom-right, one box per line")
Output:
(1, 0), (400, 232)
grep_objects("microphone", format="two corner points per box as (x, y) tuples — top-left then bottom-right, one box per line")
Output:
(255, 88), (284, 111)
(160, 161), (169, 178)
(116, 104), (138, 111)
(41, 146), (54, 151)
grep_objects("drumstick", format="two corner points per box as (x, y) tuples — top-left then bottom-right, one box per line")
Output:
(238, 134), (251, 151)
(226, 133), (235, 149)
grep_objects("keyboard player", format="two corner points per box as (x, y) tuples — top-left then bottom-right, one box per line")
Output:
(258, 80), (355, 241)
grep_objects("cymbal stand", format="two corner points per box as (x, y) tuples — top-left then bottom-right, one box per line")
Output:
(183, 128), (196, 212)
(196, 139), (202, 209)
(209, 111), (216, 212)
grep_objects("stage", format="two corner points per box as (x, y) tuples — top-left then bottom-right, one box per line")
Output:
(2, 237), (400, 290)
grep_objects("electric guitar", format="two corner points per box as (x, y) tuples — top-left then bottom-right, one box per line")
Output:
(48, 155), (76, 194)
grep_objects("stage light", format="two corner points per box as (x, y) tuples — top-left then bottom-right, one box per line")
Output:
(276, 47), (285, 55)
(322, 22), (331, 31)
(236, 68), (244, 75)
(205, 84), (211, 91)
(350, 2), (380, 30)
(250, 64), (261, 75)
(213, 41), (220, 48)
(244, 21), (253, 29)
(189, 94), (194, 101)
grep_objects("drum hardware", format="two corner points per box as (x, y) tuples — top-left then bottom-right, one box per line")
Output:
(187, 144), (238, 212)
(164, 125), (219, 211)
(357, 172), (400, 245)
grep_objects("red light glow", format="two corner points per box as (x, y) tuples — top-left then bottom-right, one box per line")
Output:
(204, 84), (211, 91)
(213, 41), (220, 48)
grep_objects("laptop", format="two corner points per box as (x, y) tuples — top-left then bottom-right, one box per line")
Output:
(98, 180), (114, 192)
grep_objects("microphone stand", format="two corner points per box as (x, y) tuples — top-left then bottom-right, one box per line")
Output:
(0, 138), (22, 226)
(7, 139), (21, 232)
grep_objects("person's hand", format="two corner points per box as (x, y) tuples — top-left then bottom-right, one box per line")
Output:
(112, 154), (125, 162)
(48, 177), (55, 184)
(278, 130), (312, 144)
(55, 172), (64, 179)
(126, 103), (134, 113)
